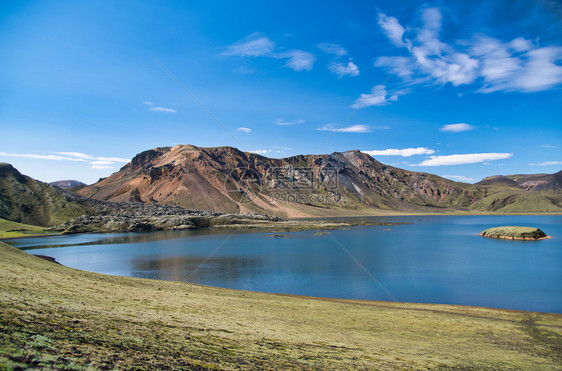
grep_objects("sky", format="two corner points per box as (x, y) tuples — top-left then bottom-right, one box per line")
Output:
(1, 0), (561, 184)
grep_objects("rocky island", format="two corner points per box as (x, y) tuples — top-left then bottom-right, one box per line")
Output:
(479, 226), (551, 240)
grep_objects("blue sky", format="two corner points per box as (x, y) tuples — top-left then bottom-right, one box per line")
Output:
(1, 0), (561, 184)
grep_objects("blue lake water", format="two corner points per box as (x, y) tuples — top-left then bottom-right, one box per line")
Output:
(7, 215), (562, 313)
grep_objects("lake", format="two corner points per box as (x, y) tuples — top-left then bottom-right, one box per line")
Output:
(7, 215), (562, 313)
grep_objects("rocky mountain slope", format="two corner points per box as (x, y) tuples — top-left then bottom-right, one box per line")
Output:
(77, 144), (489, 217)
(0, 163), (287, 233)
(49, 180), (87, 190)
(477, 171), (561, 193)
(0, 163), (86, 226)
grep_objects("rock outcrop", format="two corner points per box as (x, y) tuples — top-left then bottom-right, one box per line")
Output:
(479, 226), (550, 240)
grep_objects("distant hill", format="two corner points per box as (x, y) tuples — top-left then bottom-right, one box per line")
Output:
(470, 170), (562, 213)
(76, 144), (562, 217)
(0, 163), (86, 226)
(49, 180), (87, 190)
(476, 171), (561, 193)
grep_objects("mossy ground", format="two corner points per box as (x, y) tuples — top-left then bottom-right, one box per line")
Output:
(0, 241), (561, 370)
(0, 218), (55, 239)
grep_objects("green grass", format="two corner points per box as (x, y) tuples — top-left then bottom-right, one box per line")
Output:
(0, 218), (55, 239)
(0, 241), (561, 370)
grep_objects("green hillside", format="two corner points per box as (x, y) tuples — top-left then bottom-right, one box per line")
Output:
(0, 163), (86, 227)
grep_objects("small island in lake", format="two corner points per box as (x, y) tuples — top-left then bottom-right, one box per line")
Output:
(479, 226), (551, 240)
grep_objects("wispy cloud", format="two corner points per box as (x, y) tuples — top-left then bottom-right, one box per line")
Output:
(143, 101), (176, 113)
(0, 152), (86, 162)
(377, 13), (408, 48)
(328, 60), (359, 77)
(236, 127), (252, 133)
(275, 119), (305, 126)
(249, 149), (271, 154)
(529, 160), (562, 166)
(149, 107), (176, 113)
(318, 43), (348, 56)
(277, 50), (315, 71)
(223, 32), (275, 57)
(224, 33), (315, 72)
(441, 175), (476, 183)
(55, 152), (129, 162)
(415, 152), (512, 166)
(375, 8), (562, 93)
(351, 85), (402, 108)
(541, 144), (556, 148)
(319, 43), (360, 77)
(0, 151), (130, 170)
(318, 124), (371, 133)
(363, 147), (435, 157)
(440, 123), (476, 132)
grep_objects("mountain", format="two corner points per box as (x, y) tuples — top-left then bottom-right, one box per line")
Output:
(77, 144), (490, 217)
(477, 171), (562, 193)
(0, 163), (86, 226)
(471, 170), (562, 213)
(49, 180), (87, 190)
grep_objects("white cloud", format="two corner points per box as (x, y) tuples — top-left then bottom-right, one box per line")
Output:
(55, 152), (130, 163)
(143, 101), (153, 106)
(0, 152), (86, 162)
(541, 144), (556, 148)
(352, 85), (403, 108)
(375, 8), (562, 93)
(249, 149), (271, 154)
(223, 33), (275, 57)
(318, 43), (348, 56)
(363, 147), (435, 157)
(236, 127), (252, 133)
(317, 124), (371, 133)
(0, 151), (129, 170)
(150, 107), (176, 113)
(440, 123), (476, 132)
(328, 60), (359, 77)
(279, 50), (315, 71)
(224, 33), (315, 72)
(89, 160), (114, 166)
(319, 43), (360, 77)
(416, 153), (512, 166)
(377, 13), (407, 48)
(529, 161), (562, 166)
(275, 119), (304, 126)
(441, 175), (476, 183)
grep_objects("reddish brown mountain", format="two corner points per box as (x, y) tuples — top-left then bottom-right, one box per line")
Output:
(77, 144), (487, 217)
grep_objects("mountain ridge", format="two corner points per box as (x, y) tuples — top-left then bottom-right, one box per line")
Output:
(76, 144), (562, 217)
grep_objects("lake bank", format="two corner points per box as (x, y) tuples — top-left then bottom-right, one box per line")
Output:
(1, 241), (561, 370)
(10, 215), (561, 313)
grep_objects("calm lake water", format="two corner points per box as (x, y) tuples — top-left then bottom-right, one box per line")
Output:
(7, 215), (562, 313)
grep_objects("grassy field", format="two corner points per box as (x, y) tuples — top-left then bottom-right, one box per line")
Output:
(0, 218), (55, 239)
(0, 241), (561, 370)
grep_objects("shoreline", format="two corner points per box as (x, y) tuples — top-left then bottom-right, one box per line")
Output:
(21, 246), (561, 315)
(480, 234), (552, 241)
(3, 211), (561, 241)
(1, 241), (561, 369)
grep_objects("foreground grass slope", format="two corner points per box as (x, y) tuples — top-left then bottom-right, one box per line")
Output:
(0, 218), (50, 239)
(0, 242), (561, 370)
